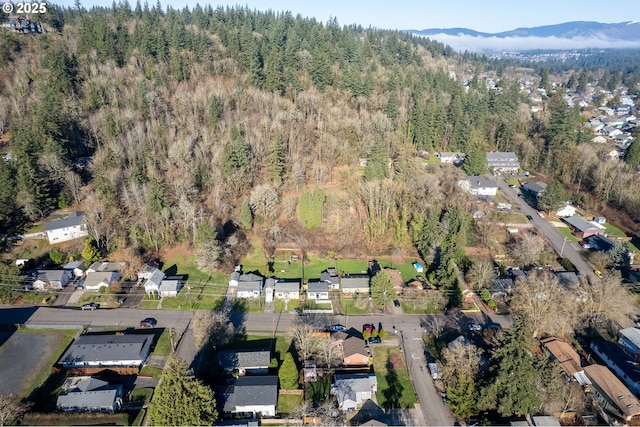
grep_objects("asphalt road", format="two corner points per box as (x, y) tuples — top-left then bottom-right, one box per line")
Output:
(497, 176), (596, 281)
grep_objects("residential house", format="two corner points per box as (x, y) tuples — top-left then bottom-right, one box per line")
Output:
(63, 261), (86, 279)
(44, 211), (89, 244)
(460, 176), (498, 196)
(436, 152), (465, 164)
(229, 266), (242, 287)
(531, 416), (561, 426)
(541, 337), (588, 383)
(619, 328), (640, 358)
(555, 272), (580, 289)
(218, 350), (271, 376)
(83, 271), (119, 292)
(222, 376), (278, 418)
(331, 374), (378, 411)
(584, 364), (640, 424)
(56, 377), (124, 413)
(274, 280), (300, 300)
(58, 333), (154, 370)
(307, 281), (330, 300)
(333, 331), (370, 366)
(236, 273), (263, 299)
(486, 152), (520, 172)
(555, 203), (577, 218)
(349, 399), (391, 426)
(341, 274), (370, 296)
(490, 278), (515, 301)
(585, 234), (635, 263)
(383, 268), (404, 295)
(158, 279), (182, 297)
(522, 181), (547, 198)
(33, 269), (73, 290)
(143, 268), (165, 297)
(320, 268), (340, 290)
(563, 216), (605, 239)
(137, 264), (160, 281)
(87, 261), (125, 273)
(590, 339), (640, 394)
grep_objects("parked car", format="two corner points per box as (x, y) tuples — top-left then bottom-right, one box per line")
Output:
(526, 214), (533, 221)
(330, 324), (346, 332)
(537, 212), (545, 218)
(579, 241), (591, 249)
(368, 336), (381, 344)
(393, 299), (401, 307)
(81, 302), (99, 311)
(140, 317), (157, 328)
(466, 323), (482, 331)
(362, 324), (374, 333)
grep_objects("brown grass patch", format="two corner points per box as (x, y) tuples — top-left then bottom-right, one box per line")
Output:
(390, 351), (405, 370)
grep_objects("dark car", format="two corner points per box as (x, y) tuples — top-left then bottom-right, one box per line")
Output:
(81, 302), (99, 311)
(393, 299), (401, 307)
(140, 317), (157, 328)
(368, 336), (381, 344)
(526, 214), (533, 221)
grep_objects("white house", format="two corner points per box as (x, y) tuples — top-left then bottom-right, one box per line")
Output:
(158, 279), (181, 297)
(228, 266), (241, 287)
(436, 152), (465, 164)
(274, 280), (300, 300)
(143, 268), (165, 297)
(556, 203), (577, 218)
(59, 333), (154, 369)
(33, 269), (73, 290)
(83, 271), (119, 292)
(307, 281), (330, 300)
(236, 273), (263, 299)
(341, 275), (370, 296)
(63, 261), (86, 278)
(223, 376), (278, 418)
(57, 377), (124, 413)
(45, 212), (89, 244)
(460, 176), (498, 196)
(331, 374), (378, 411)
(486, 152), (520, 172)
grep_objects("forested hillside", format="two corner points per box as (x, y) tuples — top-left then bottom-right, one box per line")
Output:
(0, 2), (639, 272)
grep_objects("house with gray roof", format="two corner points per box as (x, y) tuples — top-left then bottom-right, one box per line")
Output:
(58, 333), (154, 370)
(274, 280), (300, 300)
(218, 349), (271, 375)
(307, 281), (329, 300)
(87, 261), (126, 273)
(619, 328), (640, 358)
(222, 376), (278, 418)
(64, 261), (86, 278)
(522, 181), (547, 198)
(464, 176), (498, 196)
(490, 278), (515, 301)
(320, 268), (340, 290)
(237, 273), (263, 299)
(486, 152), (520, 172)
(563, 216), (605, 239)
(331, 374), (378, 411)
(56, 377), (123, 413)
(83, 271), (119, 292)
(555, 272), (580, 288)
(45, 211), (89, 244)
(33, 269), (73, 290)
(143, 268), (165, 297)
(341, 274), (370, 296)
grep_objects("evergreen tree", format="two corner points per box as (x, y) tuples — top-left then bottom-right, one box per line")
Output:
(462, 149), (487, 176)
(209, 95), (222, 129)
(278, 352), (299, 390)
(267, 135), (286, 184)
(385, 92), (398, 120)
(623, 139), (640, 168)
(195, 221), (223, 274)
(482, 317), (540, 417)
(446, 374), (477, 420)
(364, 140), (388, 182)
(147, 356), (217, 426)
(610, 241), (631, 271)
(537, 180), (565, 212)
(239, 201), (253, 230)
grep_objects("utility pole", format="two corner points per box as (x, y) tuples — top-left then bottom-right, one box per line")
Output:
(560, 236), (568, 258)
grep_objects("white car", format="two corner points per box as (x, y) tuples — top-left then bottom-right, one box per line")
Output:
(467, 323), (483, 331)
(537, 212), (545, 218)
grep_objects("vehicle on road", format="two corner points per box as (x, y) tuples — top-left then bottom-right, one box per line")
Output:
(466, 323), (482, 331)
(508, 184), (516, 188)
(526, 214), (533, 221)
(393, 299), (400, 307)
(594, 270), (602, 277)
(330, 324), (346, 332)
(537, 212), (545, 218)
(368, 336), (381, 344)
(140, 317), (157, 328)
(81, 302), (99, 310)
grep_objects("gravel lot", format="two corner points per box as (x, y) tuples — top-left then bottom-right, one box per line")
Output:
(0, 330), (67, 395)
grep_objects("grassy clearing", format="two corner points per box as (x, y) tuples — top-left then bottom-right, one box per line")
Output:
(273, 299), (300, 313)
(373, 346), (417, 409)
(556, 226), (579, 242)
(604, 222), (627, 238)
(494, 211), (528, 223)
(152, 330), (174, 355)
(23, 412), (129, 426)
(139, 365), (164, 377)
(400, 301), (444, 315)
(277, 393), (303, 414)
(340, 298), (370, 315)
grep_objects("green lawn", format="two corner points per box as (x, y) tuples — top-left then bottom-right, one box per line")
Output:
(604, 222), (627, 238)
(273, 299), (300, 313)
(400, 301), (444, 315)
(494, 211), (528, 223)
(340, 298), (370, 315)
(556, 225), (579, 242)
(277, 393), (303, 414)
(152, 330), (174, 355)
(139, 366), (164, 377)
(373, 346), (417, 409)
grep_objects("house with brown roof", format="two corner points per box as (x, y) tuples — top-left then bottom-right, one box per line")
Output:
(332, 330), (370, 367)
(584, 364), (640, 424)
(541, 337), (587, 383)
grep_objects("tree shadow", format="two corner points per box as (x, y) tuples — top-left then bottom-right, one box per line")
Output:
(381, 355), (403, 410)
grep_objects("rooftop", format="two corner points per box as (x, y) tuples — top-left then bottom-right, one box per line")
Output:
(45, 211), (86, 231)
(584, 364), (640, 421)
(59, 334), (154, 366)
(541, 337), (583, 376)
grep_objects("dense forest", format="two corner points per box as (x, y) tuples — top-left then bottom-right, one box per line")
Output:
(0, 2), (639, 280)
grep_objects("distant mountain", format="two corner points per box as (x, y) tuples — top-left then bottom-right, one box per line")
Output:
(407, 21), (640, 52)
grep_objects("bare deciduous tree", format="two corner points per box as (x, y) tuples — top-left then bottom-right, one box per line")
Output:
(579, 270), (635, 327)
(422, 314), (447, 339)
(290, 319), (320, 362)
(192, 311), (235, 351)
(465, 260), (494, 290)
(510, 270), (578, 338)
(250, 184), (280, 220)
(0, 393), (31, 426)
(511, 232), (547, 266)
(440, 341), (483, 387)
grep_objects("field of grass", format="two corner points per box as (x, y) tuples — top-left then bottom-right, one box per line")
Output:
(273, 299), (300, 313)
(152, 330), (174, 355)
(556, 226), (579, 242)
(372, 346), (417, 409)
(277, 393), (303, 414)
(340, 298), (370, 315)
(23, 412), (129, 426)
(400, 301), (444, 315)
(604, 222), (627, 238)
(494, 211), (528, 224)
(139, 366), (164, 377)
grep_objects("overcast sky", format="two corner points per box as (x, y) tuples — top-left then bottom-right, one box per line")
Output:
(55, 0), (638, 33)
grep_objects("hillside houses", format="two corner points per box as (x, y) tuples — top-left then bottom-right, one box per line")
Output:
(45, 211), (89, 244)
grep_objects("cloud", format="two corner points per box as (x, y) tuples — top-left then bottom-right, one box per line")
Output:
(417, 33), (640, 53)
